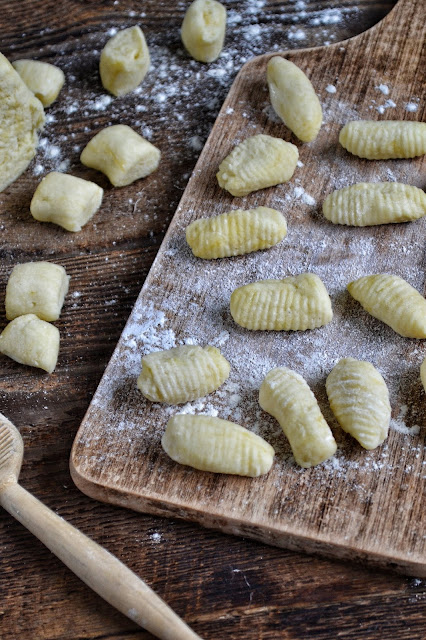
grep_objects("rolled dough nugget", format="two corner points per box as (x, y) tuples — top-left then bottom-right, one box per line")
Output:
(12, 59), (65, 107)
(100, 26), (150, 97)
(0, 314), (59, 373)
(181, 0), (227, 63)
(80, 125), (161, 187)
(0, 52), (45, 192)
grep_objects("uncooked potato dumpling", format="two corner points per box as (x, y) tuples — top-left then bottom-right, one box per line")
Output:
(100, 25), (150, 96)
(12, 59), (65, 107)
(0, 314), (60, 373)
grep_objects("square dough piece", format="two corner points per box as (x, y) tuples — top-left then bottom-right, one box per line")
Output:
(30, 172), (103, 232)
(0, 314), (60, 373)
(5, 261), (70, 322)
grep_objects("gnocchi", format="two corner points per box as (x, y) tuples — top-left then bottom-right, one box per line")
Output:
(230, 273), (332, 331)
(30, 172), (103, 232)
(186, 206), (287, 259)
(80, 125), (161, 187)
(216, 134), (299, 197)
(5, 261), (70, 322)
(181, 0), (227, 63)
(162, 414), (274, 477)
(137, 344), (230, 404)
(326, 358), (391, 450)
(100, 26), (150, 97)
(267, 56), (322, 142)
(259, 367), (337, 468)
(339, 120), (426, 160)
(347, 274), (426, 338)
(0, 314), (60, 373)
(322, 182), (426, 226)
(0, 52), (45, 192)
(12, 59), (65, 107)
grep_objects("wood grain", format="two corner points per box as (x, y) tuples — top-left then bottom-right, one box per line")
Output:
(71, 0), (426, 578)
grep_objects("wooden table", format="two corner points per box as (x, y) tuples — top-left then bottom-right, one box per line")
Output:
(1, 1), (425, 638)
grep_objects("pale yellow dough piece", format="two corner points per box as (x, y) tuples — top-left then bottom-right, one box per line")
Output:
(230, 273), (332, 331)
(186, 206), (287, 259)
(259, 367), (337, 468)
(347, 274), (426, 338)
(421, 358), (426, 393)
(137, 344), (230, 404)
(339, 120), (426, 160)
(6, 261), (70, 322)
(0, 314), (59, 373)
(217, 134), (299, 197)
(326, 358), (391, 450)
(100, 26), (150, 97)
(323, 182), (426, 226)
(162, 414), (274, 477)
(0, 52), (45, 192)
(80, 125), (161, 187)
(30, 172), (103, 232)
(181, 0), (227, 63)
(267, 56), (322, 142)
(12, 59), (65, 107)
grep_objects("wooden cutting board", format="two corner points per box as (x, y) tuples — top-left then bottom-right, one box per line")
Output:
(71, 0), (426, 577)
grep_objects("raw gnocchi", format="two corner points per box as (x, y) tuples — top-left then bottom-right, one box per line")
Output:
(12, 59), (65, 107)
(5, 261), (69, 322)
(137, 344), (230, 404)
(186, 206), (287, 259)
(339, 120), (426, 160)
(30, 172), (103, 232)
(181, 0), (227, 63)
(0, 314), (59, 373)
(322, 182), (426, 226)
(267, 56), (322, 142)
(230, 273), (333, 331)
(347, 274), (426, 338)
(259, 367), (337, 468)
(162, 414), (274, 477)
(100, 26), (150, 97)
(216, 134), (299, 197)
(326, 358), (391, 450)
(80, 125), (161, 187)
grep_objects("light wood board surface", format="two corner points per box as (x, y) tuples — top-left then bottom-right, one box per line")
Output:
(71, 0), (425, 577)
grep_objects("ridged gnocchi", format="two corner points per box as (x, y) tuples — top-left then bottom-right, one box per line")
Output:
(12, 59), (65, 107)
(323, 182), (426, 226)
(259, 367), (337, 468)
(326, 358), (391, 450)
(137, 344), (230, 404)
(267, 56), (322, 142)
(100, 26), (150, 97)
(181, 0), (227, 63)
(216, 134), (299, 197)
(339, 120), (426, 160)
(162, 414), (274, 477)
(186, 206), (287, 259)
(347, 274), (426, 338)
(0, 314), (60, 373)
(230, 273), (332, 331)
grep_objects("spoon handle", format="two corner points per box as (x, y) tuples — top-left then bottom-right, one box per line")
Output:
(0, 481), (202, 640)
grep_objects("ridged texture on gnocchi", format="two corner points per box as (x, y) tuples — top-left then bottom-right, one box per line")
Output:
(100, 26), (150, 97)
(267, 56), (322, 142)
(339, 120), (426, 159)
(259, 367), (337, 468)
(421, 358), (426, 393)
(323, 182), (426, 226)
(217, 134), (299, 197)
(181, 0), (227, 63)
(137, 344), (230, 404)
(186, 206), (287, 258)
(162, 414), (274, 477)
(347, 274), (426, 338)
(230, 273), (332, 331)
(326, 358), (391, 450)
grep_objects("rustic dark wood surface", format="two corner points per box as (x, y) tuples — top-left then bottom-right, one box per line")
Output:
(1, 1), (426, 639)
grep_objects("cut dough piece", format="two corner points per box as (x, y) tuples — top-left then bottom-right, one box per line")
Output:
(100, 26), (150, 97)
(162, 414), (274, 477)
(30, 172), (103, 232)
(12, 59), (65, 107)
(5, 261), (70, 322)
(0, 314), (60, 373)
(80, 125), (161, 187)
(0, 52), (45, 192)
(181, 0), (227, 63)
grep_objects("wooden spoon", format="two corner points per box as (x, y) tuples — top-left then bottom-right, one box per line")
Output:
(0, 412), (202, 640)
